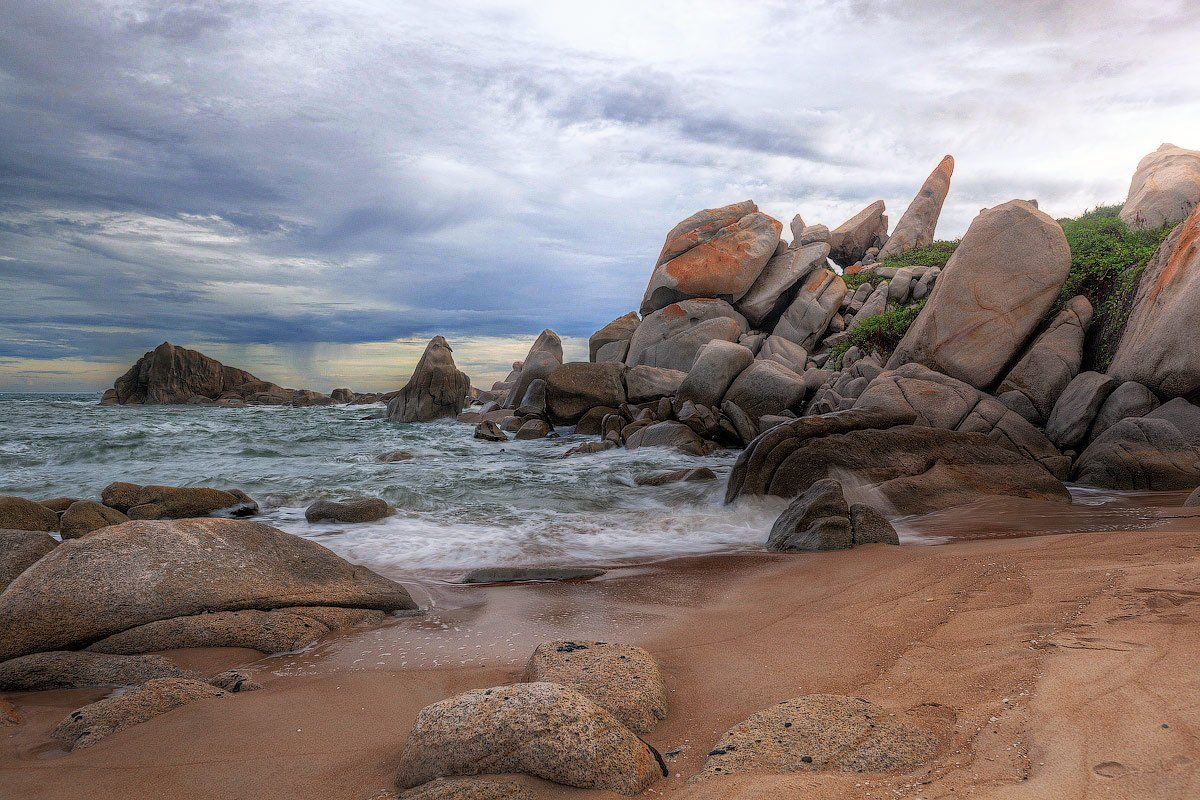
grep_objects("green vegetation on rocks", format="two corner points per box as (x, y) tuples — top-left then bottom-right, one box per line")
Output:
(878, 239), (959, 270)
(829, 300), (927, 367)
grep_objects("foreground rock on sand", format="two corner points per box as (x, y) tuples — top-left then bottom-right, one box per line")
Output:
(1120, 143), (1200, 231)
(458, 566), (606, 584)
(0, 650), (194, 690)
(524, 641), (667, 734)
(394, 682), (663, 795)
(696, 695), (942, 779)
(0, 518), (416, 660)
(53, 678), (226, 751)
(387, 336), (472, 422)
(888, 199), (1071, 389)
(100, 481), (258, 519)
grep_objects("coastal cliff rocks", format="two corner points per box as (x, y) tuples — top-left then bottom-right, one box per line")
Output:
(1108, 204), (1200, 397)
(1120, 143), (1200, 231)
(394, 682), (663, 795)
(58, 500), (129, 538)
(546, 362), (627, 424)
(0, 529), (57, 592)
(996, 295), (1093, 424)
(589, 312), (640, 362)
(735, 241), (830, 326)
(0, 496), (59, 531)
(304, 496), (392, 523)
(878, 155), (955, 260)
(625, 299), (748, 371)
(0, 518), (416, 661)
(887, 200), (1071, 389)
(773, 269), (847, 350)
(828, 200), (888, 266)
(524, 641), (667, 734)
(0, 651), (194, 691)
(101, 481), (258, 519)
(640, 202), (782, 315)
(504, 330), (564, 409)
(1073, 398), (1200, 489)
(387, 336), (472, 422)
(52, 677), (226, 751)
(677, 340), (755, 408)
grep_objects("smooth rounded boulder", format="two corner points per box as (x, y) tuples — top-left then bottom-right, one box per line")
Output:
(304, 496), (392, 523)
(0, 650), (194, 691)
(100, 481), (258, 519)
(0, 518), (417, 661)
(767, 478), (852, 551)
(677, 340), (754, 408)
(0, 496), (59, 532)
(59, 500), (130, 539)
(624, 299), (748, 372)
(887, 200), (1071, 389)
(53, 678), (226, 751)
(996, 296), (1093, 424)
(545, 362), (627, 424)
(386, 336), (472, 422)
(1119, 143), (1200, 231)
(722, 359), (806, 423)
(0, 529), (57, 592)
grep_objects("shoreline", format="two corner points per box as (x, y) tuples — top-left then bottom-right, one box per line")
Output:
(4, 526), (1199, 799)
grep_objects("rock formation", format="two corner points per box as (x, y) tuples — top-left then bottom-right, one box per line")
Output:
(387, 336), (472, 422)
(589, 312), (640, 362)
(624, 299), (747, 371)
(1120, 143), (1200, 231)
(878, 155), (954, 259)
(996, 296), (1093, 424)
(828, 200), (887, 266)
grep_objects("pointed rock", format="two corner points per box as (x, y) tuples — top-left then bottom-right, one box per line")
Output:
(503, 330), (564, 409)
(386, 336), (471, 422)
(878, 155), (954, 259)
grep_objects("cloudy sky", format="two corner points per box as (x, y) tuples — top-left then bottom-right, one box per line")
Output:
(2, 0), (1199, 392)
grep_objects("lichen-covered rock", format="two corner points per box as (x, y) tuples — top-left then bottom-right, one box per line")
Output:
(0, 496), (59, 532)
(100, 482), (258, 519)
(304, 496), (391, 523)
(829, 201), (888, 266)
(767, 478), (852, 552)
(59, 500), (130, 539)
(524, 641), (667, 733)
(1120, 143), (1200, 231)
(997, 296), (1093, 424)
(52, 678), (226, 751)
(0, 529), (57, 591)
(387, 336), (471, 422)
(625, 299), (748, 372)
(878, 155), (954, 259)
(736, 241), (830, 326)
(0, 518), (416, 661)
(887, 200), (1071, 389)
(394, 682), (663, 795)
(0, 651), (195, 691)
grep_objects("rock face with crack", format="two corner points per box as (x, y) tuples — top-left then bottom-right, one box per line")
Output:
(52, 678), (226, 751)
(394, 682), (663, 796)
(996, 295), (1093, 424)
(524, 641), (667, 733)
(696, 695), (942, 779)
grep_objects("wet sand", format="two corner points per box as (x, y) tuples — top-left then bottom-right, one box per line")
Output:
(3, 518), (1200, 799)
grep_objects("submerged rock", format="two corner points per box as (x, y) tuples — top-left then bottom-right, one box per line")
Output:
(53, 678), (226, 751)
(458, 566), (606, 584)
(387, 336), (472, 423)
(625, 421), (718, 456)
(304, 496), (392, 524)
(634, 467), (717, 486)
(473, 420), (508, 442)
(524, 641), (668, 733)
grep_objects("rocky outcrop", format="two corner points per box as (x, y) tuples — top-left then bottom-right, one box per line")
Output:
(100, 482), (258, 519)
(53, 678), (226, 751)
(503, 330), (564, 408)
(677, 340), (755, 408)
(0, 529), (57, 592)
(735, 241), (830, 327)
(394, 682), (663, 795)
(1120, 143), (1200, 231)
(0, 496), (59, 531)
(640, 202), (781, 315)
(828, 200), (887, 266)
(387, 336), (472, 422)
(85, 608), (341, 655)
(1108, 204), (1200, 397)
(625, 299), (748, 372)
(546, 362), (627, 424)
(887, 200), (1071, 389)
(304, 497), (392, 523)
(878, 155), (954, 259)
(996, 296), (1093, 424)
(772, 269), (847, 350)
(589, 312), (640, 362)
(59, 500), (129, 539)
(0, 650), (194, 690)
(0, 518), (416, 661)
(767, 478), (852, 551)
(1073, 398), (1200, 489)
(524, 641), (667, 734)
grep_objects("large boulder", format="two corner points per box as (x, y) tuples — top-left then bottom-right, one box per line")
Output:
(589, 312), (640, 362)
(503, 330), (564, 408)
(677, 340), (755, 408)
(524, 641), (667, 734)
(1088, 381), (1160, 443)
(772, 270), (848, 350)
(105, 341), (287, 405)
(387, 336), (471, 422)
(887, 200), (1071, 389)
(100, 482), (258, 519)
(878, 155), (955, 259)
(0, 496), (58, 531)
(640, 202), (781, 315)
(0, 518), (416, 661)
(625, 299), (748, 372)
(1119, 143), (1200, 231)
(1044, 371), (1119, 450)
(725, 408), (1069, 515)
(304, 497), (392, 523)
(394, 682), (663, 795)
(624, 365), (685, 403)
(1108, 205), (1200, 397)
(59, 500), (130, 539)
(828, 200), (887, 266)
(546, 362), (627, 424)
(767, 478), (852, 552)
(625, 421), (718, 456)
(996, 295), (1093, 424)
(735, 242), (830, 327)
(0, 651), (194, 691)
(53, 678), (226, 751)
(0, 529), (57, 592)
(722, 360), (807, 423)
(1073, 398), (1200, 489)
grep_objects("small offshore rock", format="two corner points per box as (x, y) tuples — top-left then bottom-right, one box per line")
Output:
(305, 497), (392, 524)
(458, 566), (606, 584)
(634, 467), (718, 486)
(473, 419), (508, 442)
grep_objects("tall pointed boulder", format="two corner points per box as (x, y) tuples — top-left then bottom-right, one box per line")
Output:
(878, 155), (954, 260)
(386, 336), (471, 422)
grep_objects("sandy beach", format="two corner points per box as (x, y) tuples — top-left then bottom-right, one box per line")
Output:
(4, 520), (1198, 800)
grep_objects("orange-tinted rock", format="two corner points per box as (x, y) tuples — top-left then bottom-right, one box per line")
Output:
(878, 155), (954, 259)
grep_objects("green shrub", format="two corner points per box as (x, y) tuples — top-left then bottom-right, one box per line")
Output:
(879, 240), (959, 270)
(828, 300), (926, 368)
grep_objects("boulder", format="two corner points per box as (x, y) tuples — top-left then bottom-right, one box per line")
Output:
(59, 500), (130, 539)
(376, 450), (416, 463)
(625, 299), (748, 372)
(502, 332), (564, 410)
(640, 202), (781, 315)
(677, 340), (755, 408)
(1108, 204), (1200, 397)
(1045, 371), (1119, 449)
(625, 422), (718, 456)
(575, 406), (619, 436)
(53, 678), (226, 751)
(789, 213), (806, 242)
(86, 609), (333, 655)
(1186, 487), (1200, 507)
(514, 379), (547, 417)
(209, 668), (262, 693)
(393, 682), (663, 795)
(104, 341), (296, 405)
(625, 365), (685, 403)
(634, 467), (717, 486)
(828, 200), (887, 266)
(887, 200), (1071, 389)
(996, 296), (1093, 424)
(849, 504), (899, 546)
(0, 529), (57, 592)
(330, 387), (354, 403)
(0, 496), (59, 532)
(524, 641), (667, 734)
(1088, 381), (1160, 443)
(0, 651), (194, 691)
(458, 566), (606, 584)
(758, 336), (807, 373)
(589, 312), (640, 362)
(721, 399), (759, 445)
(772, 270), (848, 350)
(1120, 143), (1200, 231)
(39, 497), (79, 513)
(735, 242), (830, 327)
(304, 497), (391, 523)
(725, 408), (1069, 515)
(878, 155), (955, 259)
(514, 419), (552, 440)
(767, 478), (852, 552)
(846, 281), (888, 331)
(1073, 398), (1200, 489)
(595, 340), (629, 363)
(474, 420), (508, 442)
(696, 695), (940, 778)
(100, 481), (258, 519)
(722, 360), (806, 423)
(546, 362), (627, 424)
(0, 518), (416, 661)
(398, 776), (537, 800)
(800, 224), (830, 245)
(387, 336), (471, 422)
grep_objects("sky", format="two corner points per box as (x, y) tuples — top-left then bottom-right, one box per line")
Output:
(2, 0), (1199, 392)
